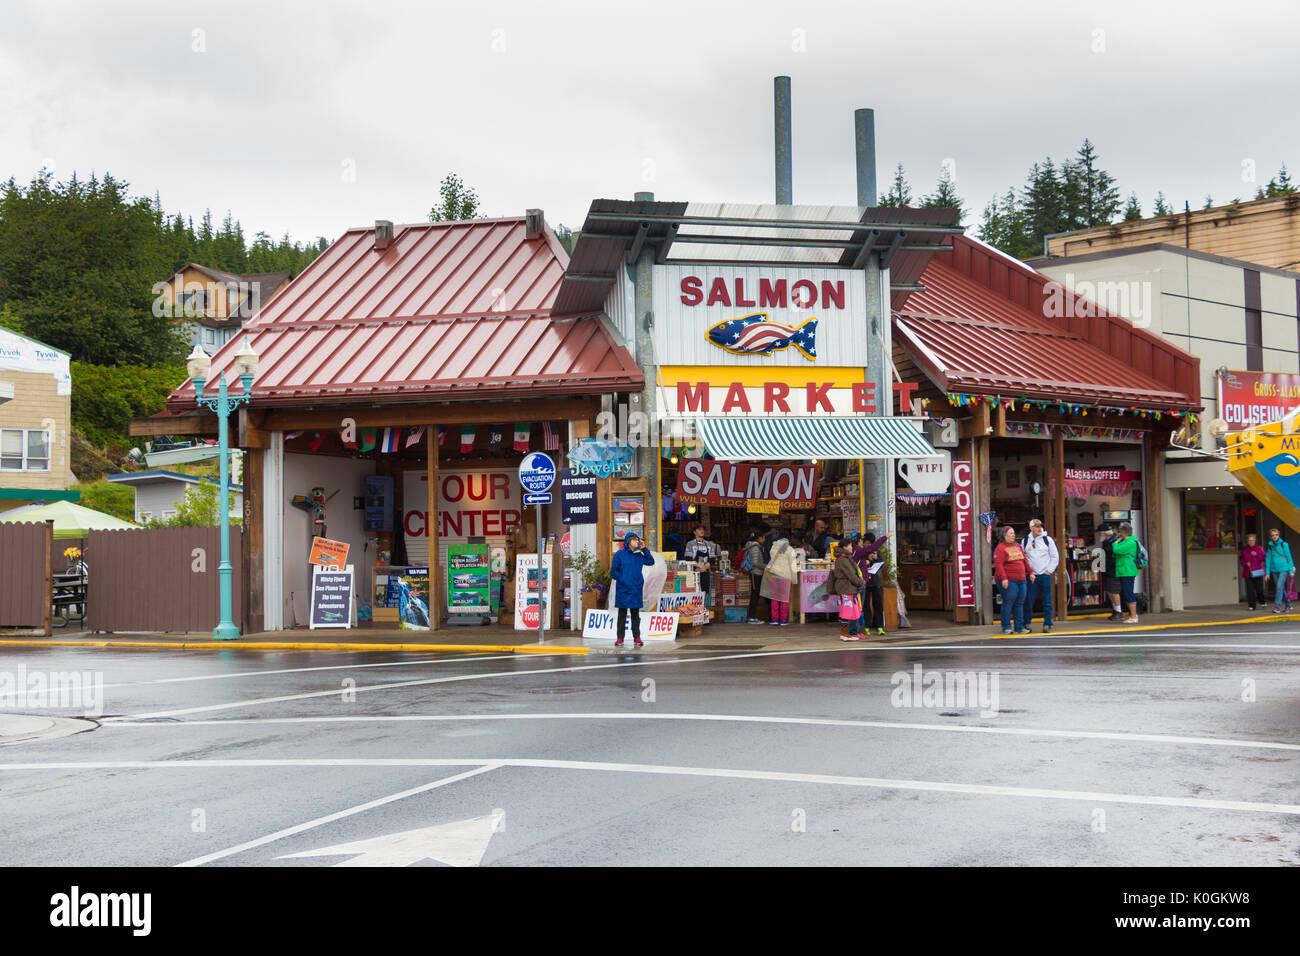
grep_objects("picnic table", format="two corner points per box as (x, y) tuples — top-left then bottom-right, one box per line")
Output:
(51, 571), (86, 627)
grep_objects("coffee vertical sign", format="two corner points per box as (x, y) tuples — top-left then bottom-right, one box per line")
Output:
(951, 461), (975, 607)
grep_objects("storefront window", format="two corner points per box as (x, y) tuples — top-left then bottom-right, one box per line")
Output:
(1185, 502), (1237, 552)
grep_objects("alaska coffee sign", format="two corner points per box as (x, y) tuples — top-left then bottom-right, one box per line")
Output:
(653, 265), (869, 367)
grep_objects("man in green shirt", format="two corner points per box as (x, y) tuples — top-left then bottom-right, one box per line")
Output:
(1111, 523), (1142, 624)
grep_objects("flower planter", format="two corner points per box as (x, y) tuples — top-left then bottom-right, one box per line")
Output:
(883, 585), (900, 630)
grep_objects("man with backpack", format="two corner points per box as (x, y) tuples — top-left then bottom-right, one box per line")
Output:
(1022, 519), (1060, 632)
(1110, 522), (1146, 625)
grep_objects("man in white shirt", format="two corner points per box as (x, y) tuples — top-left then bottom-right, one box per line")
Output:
(683, 524), (719, 624)
(1022, 518), (1059, 632)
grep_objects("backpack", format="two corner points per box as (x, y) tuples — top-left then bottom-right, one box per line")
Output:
(1101, 536), (1116, 573)
(740, 546), (754, 573)
(1135, 539), (1149, 570)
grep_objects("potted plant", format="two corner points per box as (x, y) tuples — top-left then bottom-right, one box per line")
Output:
(570, 549), (611, 615)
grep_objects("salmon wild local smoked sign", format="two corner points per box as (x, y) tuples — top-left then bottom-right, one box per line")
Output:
(676, 460), (817, 509)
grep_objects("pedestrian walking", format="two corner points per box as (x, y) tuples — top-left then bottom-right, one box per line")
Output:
(1109, 522), (1145, 624)
(683, 523), (718, 625)
(993, 525), (1030, 635)
(762, 532), (805, 626)
(1099, 523), (1124, 621)
(610, 533), (655, 647)
(742, 525), (769, 623)
(1264, 527), (1295, 613)
(1022, 519), (1059, 632)
(1239, 533), (1266, 611)
(829, 543), (866, 641)
(852, 531), (891, 635)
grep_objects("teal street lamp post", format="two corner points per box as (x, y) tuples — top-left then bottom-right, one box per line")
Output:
(187, 336), (259, 641)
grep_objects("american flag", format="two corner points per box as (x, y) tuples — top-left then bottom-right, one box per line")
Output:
(707, 313), (817, 359)
(542, 421), (560, 450)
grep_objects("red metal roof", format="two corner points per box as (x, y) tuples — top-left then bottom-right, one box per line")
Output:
(894, 235), (1200, 410)
(167, 217), (642, 410)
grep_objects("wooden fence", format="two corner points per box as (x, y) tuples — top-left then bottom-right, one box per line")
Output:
(87, 526), (242, 633)
(0, 520), (54, 631)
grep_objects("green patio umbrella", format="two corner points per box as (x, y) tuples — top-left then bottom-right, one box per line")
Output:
(0, 499), (138, 539)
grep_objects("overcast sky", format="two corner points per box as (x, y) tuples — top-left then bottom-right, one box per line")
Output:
(1, 0), (1296, 244)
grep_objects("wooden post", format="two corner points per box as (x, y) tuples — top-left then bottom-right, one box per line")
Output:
(974, 434), (992, 625)
(243, 448), (265, 635)
(427, 426), (440, 632)
(1143, 432), (1164, 612)
(1052, 429), (1067, 620)
(596, 477), (613, 570)
(43, 520), (54, 637)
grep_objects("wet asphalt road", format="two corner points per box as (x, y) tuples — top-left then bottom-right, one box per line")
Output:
(1, 624), (1298, 866)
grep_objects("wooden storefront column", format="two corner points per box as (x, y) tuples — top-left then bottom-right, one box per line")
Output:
(1143, 432), (1165, 612)
(596, 478), (613, 570)
(238, 409), (269, 635)
(242, 448), (265, 635)
(427, 426), (440, 632)
(974, 434), (993, 625)
(1051, 429), (1067, 621)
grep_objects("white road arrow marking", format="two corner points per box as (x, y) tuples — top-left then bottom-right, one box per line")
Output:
(277, 811), (504, 867)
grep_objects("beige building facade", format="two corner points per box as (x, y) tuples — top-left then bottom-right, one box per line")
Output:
(0, 328), (75, 512)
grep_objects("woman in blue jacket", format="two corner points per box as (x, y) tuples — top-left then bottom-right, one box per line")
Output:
(610, 534), (656, 646)
(1264, 527), (1295, 613)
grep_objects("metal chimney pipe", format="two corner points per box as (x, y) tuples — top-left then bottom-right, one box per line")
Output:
(854, 108), (877, 206)
(774, 76), (792, 204)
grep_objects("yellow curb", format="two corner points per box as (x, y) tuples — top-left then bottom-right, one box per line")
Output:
(989, 614), (1300, 638)
(0, 639), (589, 656)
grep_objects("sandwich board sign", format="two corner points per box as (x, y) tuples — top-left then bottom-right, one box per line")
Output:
(310, 564), (354, 629)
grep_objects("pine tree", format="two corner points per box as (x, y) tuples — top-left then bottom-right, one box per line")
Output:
(877, 163), (913, 207)
(920, 165), (964, 224)
(1062, 139), (1120, 229)
(1123, 192), (1144, 220)
(1021, 159), (1070, 248)
(1153, 192), (1173, 216)
(977, 189), (1033, 259)
(1204, 195), (1214, 210)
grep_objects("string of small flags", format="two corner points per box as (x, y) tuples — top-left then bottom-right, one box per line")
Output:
(325, 423), (558, 454)
(1003, 420), (1148, 441)
(945, 392), (1194, 421)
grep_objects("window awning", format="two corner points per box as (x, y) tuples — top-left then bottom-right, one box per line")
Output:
(694, 416), (938, 461)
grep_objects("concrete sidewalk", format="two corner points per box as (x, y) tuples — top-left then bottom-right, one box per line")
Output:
(1, 604), (1293, 656)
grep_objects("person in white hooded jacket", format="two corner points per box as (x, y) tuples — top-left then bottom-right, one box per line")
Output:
(1022, 518), (1059, 632)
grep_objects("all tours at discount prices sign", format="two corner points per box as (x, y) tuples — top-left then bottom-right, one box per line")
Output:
(1219, 370), (1300, 428)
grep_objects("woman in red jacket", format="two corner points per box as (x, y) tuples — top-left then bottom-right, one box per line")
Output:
(1239, 533), (1266, 611)
(994, 525), (1031, 635)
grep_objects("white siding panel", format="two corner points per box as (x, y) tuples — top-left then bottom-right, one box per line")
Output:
(1186, 257), (1244, 308)
(1260, 272), (1299, 318)
(1187, 300), (1244, 342)
(1261, 312), (1298, 353)
(1160, 293), (1189, 336)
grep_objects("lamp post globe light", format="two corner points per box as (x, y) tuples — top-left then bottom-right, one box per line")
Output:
(187, 336), (258, 641)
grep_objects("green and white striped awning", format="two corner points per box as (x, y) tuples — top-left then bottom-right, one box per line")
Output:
(694, 416), (938, 461)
